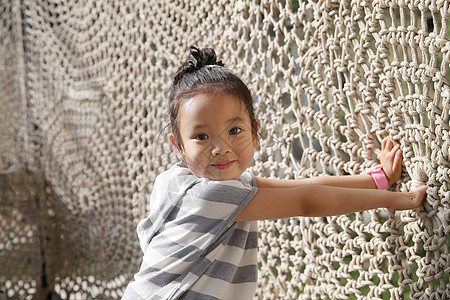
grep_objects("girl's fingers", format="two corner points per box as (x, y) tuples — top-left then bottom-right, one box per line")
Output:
(385, 138), (393, 151)
(381, 143), (399, 162)
(413, 185), (428, 206)
(393, 148), (402, 171)
(381, 137), (388, 150)
(390, 144), (400, 158)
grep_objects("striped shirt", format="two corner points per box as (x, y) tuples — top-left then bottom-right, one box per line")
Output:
(122, 163), (259, 300)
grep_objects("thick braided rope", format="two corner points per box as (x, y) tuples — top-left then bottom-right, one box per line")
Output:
(0, 0), (448, 299)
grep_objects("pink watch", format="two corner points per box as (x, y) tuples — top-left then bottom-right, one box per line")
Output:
(362, 165), (389, 190)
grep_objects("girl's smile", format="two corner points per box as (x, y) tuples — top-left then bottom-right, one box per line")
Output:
(210, 160), (236, 170)
(170, 92), (258, 181)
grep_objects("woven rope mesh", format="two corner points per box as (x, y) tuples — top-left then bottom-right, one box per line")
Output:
(1, 0), (449, 299)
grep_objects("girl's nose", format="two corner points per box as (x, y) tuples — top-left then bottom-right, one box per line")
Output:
(211, 139), (232, 156)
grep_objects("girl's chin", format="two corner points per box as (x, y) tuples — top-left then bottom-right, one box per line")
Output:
(197, 171), (239, 181)
(188, 164), (243, 181)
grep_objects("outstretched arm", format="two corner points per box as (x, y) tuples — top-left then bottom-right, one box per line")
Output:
(234, 185), (427, 221)
(256, 174), (377, 190)
(234, 138), (426, 222)
(256, 137), (403, 190)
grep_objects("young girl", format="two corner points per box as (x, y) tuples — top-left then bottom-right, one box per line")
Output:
(122, 47), (427, 300)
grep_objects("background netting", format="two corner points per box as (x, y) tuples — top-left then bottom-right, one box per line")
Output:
(1, 0), (449, 299)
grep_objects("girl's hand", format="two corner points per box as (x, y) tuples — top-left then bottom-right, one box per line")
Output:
(387, 185), (428, 211)
(379, 137), (403, 186)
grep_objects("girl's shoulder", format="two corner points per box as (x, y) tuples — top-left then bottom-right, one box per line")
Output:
(158, 162), (256, 188)
(154, 162), (197, 193)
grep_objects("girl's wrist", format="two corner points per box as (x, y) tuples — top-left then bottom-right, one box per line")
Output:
(362, 166), (389, 190)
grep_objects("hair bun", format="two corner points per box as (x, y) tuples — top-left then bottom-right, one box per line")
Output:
(173, 46), (224, 85)
(188, 46), (223, 68)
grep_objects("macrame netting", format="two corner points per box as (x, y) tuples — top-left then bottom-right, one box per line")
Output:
(1, 0), (449, 299)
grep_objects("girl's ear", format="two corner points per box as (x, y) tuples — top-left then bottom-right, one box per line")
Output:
(169, 133), (184, 161)
(252, 120), (259, 148)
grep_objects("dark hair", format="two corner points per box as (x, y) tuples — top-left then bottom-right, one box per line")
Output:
(168, 46), (258, 149)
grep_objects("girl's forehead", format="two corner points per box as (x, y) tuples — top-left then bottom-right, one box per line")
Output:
(181, 93), (248, 118)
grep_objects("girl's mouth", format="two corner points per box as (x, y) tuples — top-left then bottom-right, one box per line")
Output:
(210, 161), (235, 170)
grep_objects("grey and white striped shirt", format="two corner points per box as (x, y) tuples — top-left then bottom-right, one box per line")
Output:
(123, 163), (259, 300)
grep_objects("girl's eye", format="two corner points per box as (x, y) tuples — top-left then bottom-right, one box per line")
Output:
(194, 133), (209, 140)
(229, 127), (242, 135)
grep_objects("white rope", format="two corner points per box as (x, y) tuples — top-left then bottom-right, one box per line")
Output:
(0, 0), (448, 299)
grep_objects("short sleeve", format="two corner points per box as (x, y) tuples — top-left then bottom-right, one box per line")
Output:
(239, 171), (257, 187)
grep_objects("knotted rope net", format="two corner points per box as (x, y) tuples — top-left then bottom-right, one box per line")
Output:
(1, 0), (449, 299)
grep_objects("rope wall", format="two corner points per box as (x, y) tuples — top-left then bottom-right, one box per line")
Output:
(0, 0), (448, 299)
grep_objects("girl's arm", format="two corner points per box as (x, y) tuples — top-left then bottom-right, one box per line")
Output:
(234, 138), (426, 222)
(256, 175), (377, 189)
(256, 137), (403, 190)
(234, 185), (427, 221)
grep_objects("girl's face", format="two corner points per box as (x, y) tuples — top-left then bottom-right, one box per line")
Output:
(170, 92), (258, 181)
